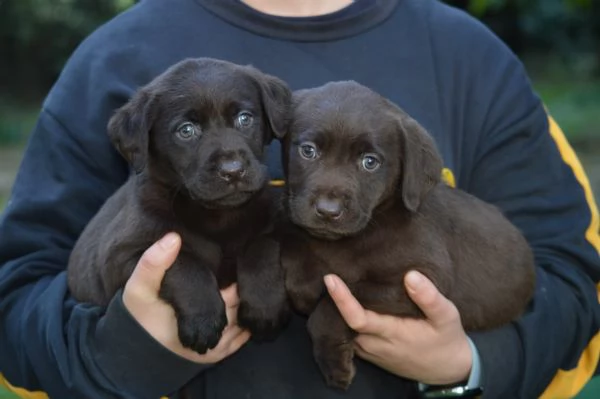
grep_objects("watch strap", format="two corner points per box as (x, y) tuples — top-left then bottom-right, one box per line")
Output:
(418, 336), (483, 398)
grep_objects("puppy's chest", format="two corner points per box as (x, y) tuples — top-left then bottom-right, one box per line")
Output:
(179, 228), (248, 283)
(304, 234), (417, 284)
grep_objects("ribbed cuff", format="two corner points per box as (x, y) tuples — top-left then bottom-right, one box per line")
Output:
(94, 290), (211, 398)
(469, 325), (523, 398)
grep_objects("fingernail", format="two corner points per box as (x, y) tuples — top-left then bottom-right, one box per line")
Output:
(159, 232), (179, 249)
(324, 275), (337, 292)
(406, 271), (423, 290)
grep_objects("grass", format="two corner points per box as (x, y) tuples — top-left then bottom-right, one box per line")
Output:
(0, 99), (39, 146)
(578, 377), (600, 399)
(0, 387), (19, 399)
(0, 194), (8, 212)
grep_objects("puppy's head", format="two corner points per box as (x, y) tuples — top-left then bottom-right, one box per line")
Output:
(108, 58), (291, 209)
(284, 81), (442, 239)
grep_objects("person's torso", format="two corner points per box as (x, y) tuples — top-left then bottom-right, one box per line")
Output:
(75, 0), (479, 396)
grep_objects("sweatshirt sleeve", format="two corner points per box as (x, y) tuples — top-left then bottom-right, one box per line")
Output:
(0, 20), (209, 399)
(431, 6), (600, 399)
(465, 102), (600, 399)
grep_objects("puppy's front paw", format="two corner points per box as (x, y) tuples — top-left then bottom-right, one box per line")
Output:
(238, 296), (292, 342)
(315, 344), (356, 391)
(178, 307), (228, 354)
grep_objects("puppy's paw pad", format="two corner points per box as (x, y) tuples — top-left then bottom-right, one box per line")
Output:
(238, 299), (292, 342)
(178, 310), (228, 354)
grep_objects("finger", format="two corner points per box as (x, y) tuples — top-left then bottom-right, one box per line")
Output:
(354, 342), (375, 361)
(324, 274), (366, 331)
(404, 270), (459, 328)
(187, 327), (250, 364)
(324, 274), (390, 335)
(353, 341), (385, 367)
(225, 298), (239, 326)
(221, 283), (240, 308)
(224, 329), (251, 356)
(211, 326), (250, 355)
(355, 331), (400, 355)
(127, 232), (181, 296)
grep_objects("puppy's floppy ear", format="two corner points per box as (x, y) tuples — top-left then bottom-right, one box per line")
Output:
(397, 115), (443, 212)
(107, 88), (157, 173)
(246, 67), (292, 141)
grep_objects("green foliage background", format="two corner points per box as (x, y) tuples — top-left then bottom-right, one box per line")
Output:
(0, 0), (136, 99)
(0, 0), (598, 145)
(0, 0), (598, 103)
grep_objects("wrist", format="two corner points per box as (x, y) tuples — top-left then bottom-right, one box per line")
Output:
(94, 290), (209, 397)
(451, 334), (474, 384)
(418, 336), (483, 398)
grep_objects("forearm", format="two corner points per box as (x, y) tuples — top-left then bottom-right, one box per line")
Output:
(0, 107), (209, 397)
(469, 262), (599, 398)
(1, 273), (208, 398)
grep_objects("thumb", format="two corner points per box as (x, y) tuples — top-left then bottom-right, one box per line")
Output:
(404, 270), (459, 328)
(127, 232), (181, 297)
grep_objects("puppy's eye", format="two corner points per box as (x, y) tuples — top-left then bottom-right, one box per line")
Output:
(361, 154), (381, 171)
(299, 142), (319, 160)
(176, 122), (197, 140)
(235, 111), (254, 129)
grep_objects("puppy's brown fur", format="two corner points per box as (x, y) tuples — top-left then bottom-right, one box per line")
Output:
(67, 58), (292, 356)
(280, 81), (536, 390)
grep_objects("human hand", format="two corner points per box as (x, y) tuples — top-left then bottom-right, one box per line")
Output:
(324, 271), (472, 385)
(122, 232), (250, 364)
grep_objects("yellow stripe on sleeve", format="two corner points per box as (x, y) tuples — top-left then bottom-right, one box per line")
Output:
(0, 373), (170, 399)
(539, 114), (600, 399)
(0, 374), (48, 399)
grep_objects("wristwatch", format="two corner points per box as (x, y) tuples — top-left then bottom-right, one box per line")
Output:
(418, 337), (484, 398)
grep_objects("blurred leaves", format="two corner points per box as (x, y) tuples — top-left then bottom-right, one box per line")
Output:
(0, 0), (598, 101)
(0, 0), (136, 99)
(0, 0), (598, 150)
(465, 0), (593, 16)
(451, 0), (599, 74)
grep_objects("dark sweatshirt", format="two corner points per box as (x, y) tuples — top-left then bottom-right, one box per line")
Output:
(0, 0), (599, 398)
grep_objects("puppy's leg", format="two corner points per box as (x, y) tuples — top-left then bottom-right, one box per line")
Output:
(352, 280), (425, 320)
(237, 235), (291, 342)
(160, 253), (227, 354)
(281, 242), (325, 315)
(307, 296), (357, 391)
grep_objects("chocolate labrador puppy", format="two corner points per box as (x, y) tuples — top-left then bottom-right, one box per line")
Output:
(280, 81), (536, 390)
(67, 58), (292, 355)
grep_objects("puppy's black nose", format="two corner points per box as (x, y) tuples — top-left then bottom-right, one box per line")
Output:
(315, 197), (343, 220)
(218, 160), (246, 182)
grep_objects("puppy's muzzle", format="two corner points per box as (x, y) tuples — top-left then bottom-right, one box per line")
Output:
(310, 190), (351, 221)
(315, 196), (343, 220)
(217, 159), (247, 183)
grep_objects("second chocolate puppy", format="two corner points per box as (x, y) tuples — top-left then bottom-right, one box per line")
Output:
(280, 81), (536, 390)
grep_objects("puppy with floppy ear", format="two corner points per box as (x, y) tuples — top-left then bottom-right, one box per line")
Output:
(67, 58), (293, 360)
(279, 80), (535, 390)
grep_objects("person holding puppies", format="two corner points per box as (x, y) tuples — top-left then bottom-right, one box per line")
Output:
(0, 0), (598, 399)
